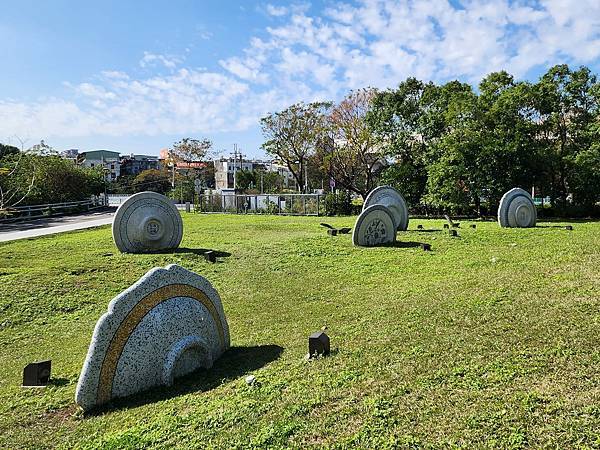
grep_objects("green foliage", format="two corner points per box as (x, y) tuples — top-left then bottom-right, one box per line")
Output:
(132, 169), (171, 194)
(0, 143), (19, 159)
(367, 64), (600, 215)
(261, 101), (331, 192)
(234, 169), (255, 192)
(0, 154), (104, 207)
(324, 191), (352, 216)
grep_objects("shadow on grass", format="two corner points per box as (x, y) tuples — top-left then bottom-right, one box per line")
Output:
(171, 248), (232, 258)
(406, 229), (443, 233)
(87, 344), (283, 415)
(48, 377), (71, 387)
(383, 241), (425, 249)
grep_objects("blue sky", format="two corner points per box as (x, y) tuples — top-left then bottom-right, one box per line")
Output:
(1, 0), (599, 158)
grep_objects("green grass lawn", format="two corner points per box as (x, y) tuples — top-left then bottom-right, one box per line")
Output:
(1, 214), (599, 449)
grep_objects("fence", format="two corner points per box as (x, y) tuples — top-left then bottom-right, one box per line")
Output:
(0, 197), (106, 222)
(198, 193), (324, 216)
(107, 194), (132, 206)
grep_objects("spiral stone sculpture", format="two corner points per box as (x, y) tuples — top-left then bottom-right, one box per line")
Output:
(362, 186), (409, 231)
(497, 187), (537, 228)
(112, 191), (183, 253)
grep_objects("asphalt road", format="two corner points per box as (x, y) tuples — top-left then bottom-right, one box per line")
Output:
(0, 211), (114, 242)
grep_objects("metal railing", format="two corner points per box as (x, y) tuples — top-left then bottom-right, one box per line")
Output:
(198, 193), (324, 216)
(0, 197), (106, 222)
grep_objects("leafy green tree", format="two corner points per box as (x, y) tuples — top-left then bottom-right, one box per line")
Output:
(533, 65), (600, 208)
(132, 169), (171, 194)
(368, 78), (433, 205)
(0, 143), (19, 159)
(261, 102), (331, 192)
(235, 170), (256, 192)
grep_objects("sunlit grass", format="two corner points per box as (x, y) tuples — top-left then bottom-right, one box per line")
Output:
(0, 214), (599, 448)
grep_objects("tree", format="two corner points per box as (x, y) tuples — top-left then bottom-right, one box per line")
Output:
(132, 169), (172, 194)
(533, 65), (600, 208)
(170, 138), (212, 163)
(0, 143), (19, 159)
(261, 102), (331, 192)
(0, 153), (37, 213)
(368, 78), (433, 205)
(235, 170), (256, 192)
(325, 88), (384, 199)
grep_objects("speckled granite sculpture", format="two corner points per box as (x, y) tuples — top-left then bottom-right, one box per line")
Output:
(362, 186), (409, 231)
(75, 264), (230, 411)
(498, 188), (537, 228)
(352, 204), (396, 247)
(112, 191), (183, 253)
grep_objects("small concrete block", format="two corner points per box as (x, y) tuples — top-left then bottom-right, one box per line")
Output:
(421, 243), (431, 251)
(204, 251), (217, 263)
(449, 229), (458, 237)
(309, 331), (330, 357)
(327, 229), (338, 236)
(22, 360), (51, 387)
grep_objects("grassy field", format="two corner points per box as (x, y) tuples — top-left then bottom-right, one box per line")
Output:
(0, 214), (599, 449)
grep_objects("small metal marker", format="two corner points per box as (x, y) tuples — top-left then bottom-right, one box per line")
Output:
(565, 225), (573, 231)
(327, 229), (338, 236)
(204, 251), (217, 263)
(22, 360), (51, 387)
(421, 243), (431, 251)
(449, 229), (458, 237)
(308, 331), (330, 358)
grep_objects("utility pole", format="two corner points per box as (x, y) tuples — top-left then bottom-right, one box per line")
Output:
(231, 144), (245, 191)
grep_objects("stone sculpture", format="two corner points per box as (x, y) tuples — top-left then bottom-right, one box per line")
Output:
(112, 191), (183, 253)
(75, 264), (230, 411)
(497, 188), (537, 228)
(362, 186), (409, 231)
(352, 204), (396, 247)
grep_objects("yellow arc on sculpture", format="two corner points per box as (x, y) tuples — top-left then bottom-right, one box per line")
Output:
(96, 284), (226, 405)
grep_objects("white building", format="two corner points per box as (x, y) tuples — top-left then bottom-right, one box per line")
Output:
(80, 150), (121, 181)
(214, 157), (295, 191)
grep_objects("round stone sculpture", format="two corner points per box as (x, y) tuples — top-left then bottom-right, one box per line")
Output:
(498, 188), (537, 228)
(363, 186), (409, 231)
(352, 204), (397, 247)
(112, 191), (183, 253)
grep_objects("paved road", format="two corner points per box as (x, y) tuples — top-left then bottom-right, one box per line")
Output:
(0, 211), (114, 242)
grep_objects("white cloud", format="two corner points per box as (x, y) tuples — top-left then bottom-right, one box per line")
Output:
(1, 0), (600, 141)
(139, 52), (183, 69)
(266, 4), (288, 17)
